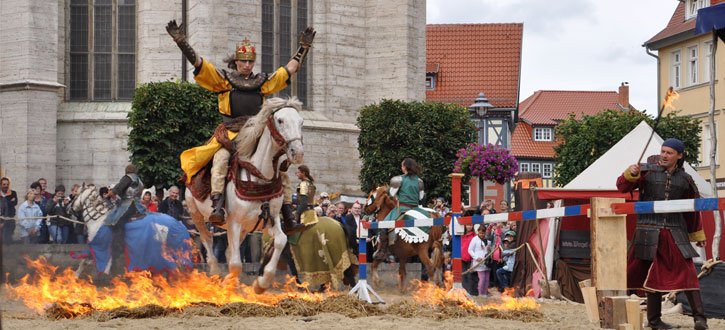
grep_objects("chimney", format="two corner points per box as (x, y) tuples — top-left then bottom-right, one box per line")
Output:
(618, 82), (630, 109)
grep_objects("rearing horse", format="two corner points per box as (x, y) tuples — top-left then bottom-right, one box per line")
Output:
(364, 186), (444, 291)
(186, 97), (304, 293)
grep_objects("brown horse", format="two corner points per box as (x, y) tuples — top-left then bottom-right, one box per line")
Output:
(364, 186), (444, 291)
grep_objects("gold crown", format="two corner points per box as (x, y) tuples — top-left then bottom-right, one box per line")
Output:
(235, 38), (256, 61)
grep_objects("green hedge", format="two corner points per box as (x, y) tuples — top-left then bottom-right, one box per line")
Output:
(357, 99), (476, 202)
(127, 80), (220, 190)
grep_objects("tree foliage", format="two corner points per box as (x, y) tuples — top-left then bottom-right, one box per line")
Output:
(357, 100), (476, 201)
(554, 109), (702, 186)
(128, 81), (220, 189)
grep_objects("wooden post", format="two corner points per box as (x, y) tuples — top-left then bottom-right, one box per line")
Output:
(449, 173), (465, 292)
(601, 296), (630, 329)
(591, 197), (627, 328)
(626, 299), (641, 330)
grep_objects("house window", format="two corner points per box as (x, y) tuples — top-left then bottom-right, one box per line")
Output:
(261, 0), (309, 104)
(672, 50), (681, 89)
(704, 41), (713, 82)
(688, 46), (698, 85)
(533, 127), (553, 141)
(425, 75), (436, 90)
(686, 0), (710, 20)
(531, 163), (541, 174)
(543, 163), (553, 178)
(701, 123), (718, 166)
(69, 0), (136, 101)
(520, 162), (530, 173)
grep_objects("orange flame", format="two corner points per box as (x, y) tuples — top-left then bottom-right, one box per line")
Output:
(5, 257), (331, 316)
(662, 87), (680, 110)
(412, 276), (539, 312)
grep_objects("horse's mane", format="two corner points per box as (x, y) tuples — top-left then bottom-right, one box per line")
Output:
(234, 97), (303, 160)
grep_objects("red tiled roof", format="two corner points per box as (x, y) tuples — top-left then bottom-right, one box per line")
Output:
(518, 90), (624, 125)
(511, 122), (558, 159)
(426, 24), (523, 108)
(645, 2), (695, 47)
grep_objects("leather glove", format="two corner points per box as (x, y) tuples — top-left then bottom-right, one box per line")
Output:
(299, 27), (316, 47)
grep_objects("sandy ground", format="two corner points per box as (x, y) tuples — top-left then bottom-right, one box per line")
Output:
(2, 290), (723, 330)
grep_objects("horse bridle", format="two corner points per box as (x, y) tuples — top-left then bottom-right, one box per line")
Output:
(266, 107), (303, 149)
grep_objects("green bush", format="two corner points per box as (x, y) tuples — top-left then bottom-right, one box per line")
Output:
(127, 80), (220, 190)
(357, 100), (476, 201)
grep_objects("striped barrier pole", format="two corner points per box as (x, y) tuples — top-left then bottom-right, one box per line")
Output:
(349, 215), (384, 304)
(611, 198), (725, 215)
(448, 173), (468, 296)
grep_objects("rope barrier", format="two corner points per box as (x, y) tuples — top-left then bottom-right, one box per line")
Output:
(0, 215), (85, 225)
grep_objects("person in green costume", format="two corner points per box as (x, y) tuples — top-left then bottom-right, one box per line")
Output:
(374, 158), (425, 261)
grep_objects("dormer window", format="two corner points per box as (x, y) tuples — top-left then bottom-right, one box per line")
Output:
(533, 127), (553, 141)
(426, 74), (436, 90)
(686, 0), (710, 20)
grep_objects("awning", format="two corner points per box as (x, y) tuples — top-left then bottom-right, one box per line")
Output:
(696, 3), (725, 41)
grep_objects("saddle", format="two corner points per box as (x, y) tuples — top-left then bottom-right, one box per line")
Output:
(180, 116), (288, 201)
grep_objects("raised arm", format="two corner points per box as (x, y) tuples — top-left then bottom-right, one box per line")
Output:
(284, 27), (316, 75)
(166, 20), (201, 68)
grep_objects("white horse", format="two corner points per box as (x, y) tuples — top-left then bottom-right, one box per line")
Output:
(185, 97), (304, 293)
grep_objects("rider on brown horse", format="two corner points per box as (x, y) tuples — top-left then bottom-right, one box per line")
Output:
(374, 158), (425, 261)
(166, 20), (315, 233)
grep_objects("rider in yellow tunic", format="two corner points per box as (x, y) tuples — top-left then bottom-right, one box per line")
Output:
(166, 20), (315, 232)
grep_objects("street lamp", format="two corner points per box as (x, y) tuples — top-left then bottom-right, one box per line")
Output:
(469, 92), (493, 118)
(468, 92), (493, 145)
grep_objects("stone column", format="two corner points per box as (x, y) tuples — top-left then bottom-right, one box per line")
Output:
(0, 0), (63, 188)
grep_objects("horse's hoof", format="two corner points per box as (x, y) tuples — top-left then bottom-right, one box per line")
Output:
(252, 279), (266, 294)
(209, 264), (221, 276)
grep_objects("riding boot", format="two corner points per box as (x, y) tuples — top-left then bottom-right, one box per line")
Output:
(685, 290), (708, 330)
(281, 203), (305, 234)
(209, 193), (225, 225)
(647, 292), (673, 329)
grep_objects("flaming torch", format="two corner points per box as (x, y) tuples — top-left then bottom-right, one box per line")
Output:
(637, 87), (680, 165)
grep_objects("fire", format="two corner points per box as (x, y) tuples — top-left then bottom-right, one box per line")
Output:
(412, 273), (539, 312)
(5, 257), (331, 316)
(662, 87), (680, 110)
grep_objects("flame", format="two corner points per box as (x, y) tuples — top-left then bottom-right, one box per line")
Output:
(5, 257), (331, 316)
(662, 87), (680, 110)
(412, 275), (539, 312)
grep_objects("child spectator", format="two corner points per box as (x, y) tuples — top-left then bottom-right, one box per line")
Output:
(468, 224), (490, 296)
(496, 230), (517, 291)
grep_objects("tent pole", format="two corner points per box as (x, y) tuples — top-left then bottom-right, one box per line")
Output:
(708, 31), (721, 260)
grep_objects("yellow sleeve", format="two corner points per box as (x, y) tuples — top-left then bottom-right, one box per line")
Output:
(193, 59), (232, 116)
(623, 168), (641, 182)
(194, 59), (231, 93)
(260, 67), (290, 95)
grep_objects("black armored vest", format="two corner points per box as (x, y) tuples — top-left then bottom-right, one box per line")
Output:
(223, 71), (267, 122)
(633, 166), (699, 260)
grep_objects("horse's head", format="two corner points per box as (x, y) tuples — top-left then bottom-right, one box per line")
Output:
(234, 97), (305, 164)
(364, 185), (389, 215)
(72, 185), (96, 215)
(271, 105), (304, 164)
